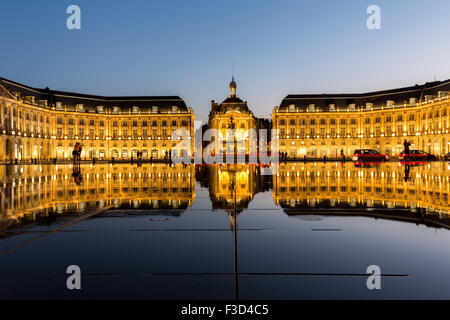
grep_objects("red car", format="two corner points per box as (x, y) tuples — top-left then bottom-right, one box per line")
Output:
(399, 150), (437, 161)
(352, 149), (389, 162)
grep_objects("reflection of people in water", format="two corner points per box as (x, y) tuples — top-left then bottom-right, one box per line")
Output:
(404, 163), (411, 182)
(72, 155), (83, 185)
(72, 171), (83, 185)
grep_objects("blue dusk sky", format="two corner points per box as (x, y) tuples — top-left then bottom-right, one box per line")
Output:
(1, 0), (450, 122)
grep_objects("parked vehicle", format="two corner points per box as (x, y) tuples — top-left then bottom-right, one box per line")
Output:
(352, 149), (389, 162)
(399, 150), (437, 161)
(445, 152), (450, 161)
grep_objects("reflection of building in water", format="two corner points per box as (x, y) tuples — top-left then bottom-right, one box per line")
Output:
(0, 164), (195, 230)
(273, 163), (450, 228)
(273, 80), (450, 158)
(0, 78), (194, 162)
(196, 164), (271, 211)
(196, 164), (271, 228)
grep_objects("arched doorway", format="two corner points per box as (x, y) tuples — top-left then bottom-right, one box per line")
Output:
(433, 139), (440, 155)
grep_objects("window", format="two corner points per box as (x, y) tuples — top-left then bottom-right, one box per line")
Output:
(57, 118), (63, 124)
(172, 120), (177, 126)
(89, 120), (95, 126)
(386, 125), (392, 135)
(68, 118), (74, 125)
(279, 119), (286, 125)
(79, 119), (85, 125)
(290, 119), (296, 125)
(132, 121), (138, 127)
(122, 121), (128, 127)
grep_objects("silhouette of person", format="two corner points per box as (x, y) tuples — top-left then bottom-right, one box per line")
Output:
(403, 140), (411, 159)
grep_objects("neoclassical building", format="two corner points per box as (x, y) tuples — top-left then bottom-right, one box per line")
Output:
(0, 78), (195, 162)
(273, 80), (450, 158)
(205, 78), (270, 156)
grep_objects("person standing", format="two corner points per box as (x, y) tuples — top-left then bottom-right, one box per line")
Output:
(403, 139), (411, 160)
(72, 143), (79, 167)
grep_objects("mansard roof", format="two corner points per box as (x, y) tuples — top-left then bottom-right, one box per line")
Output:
(278, 79), (450, 112)
(0, 77), (189, 113)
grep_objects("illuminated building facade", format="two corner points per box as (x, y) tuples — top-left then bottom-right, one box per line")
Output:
(206, 78), (269, 156)
(0, 78), (194, 162)
(273, 80), (450, 158)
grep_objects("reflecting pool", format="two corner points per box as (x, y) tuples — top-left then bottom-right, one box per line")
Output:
(0, 162), (450, 299)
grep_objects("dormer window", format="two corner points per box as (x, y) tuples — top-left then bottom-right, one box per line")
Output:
(132, 106), (139, 114)
(438, 91), (448, 98)
(349, 103), (356, 111)
(112, 106), (120, 114)
(308, 104), (315, 112)
(152, 106), (158, 114)
(56, 102), (63, 111)
(76, 104), (84, 112)
(386, 100), (394, 108)
(288, 104), (296, 113)
(97, 105), (104, 113)
(424, 95), (434, 102)
(409, 98), (417, 106)
(365, 103), (373, 110)
(171, 106), (178, 113)
(329, 104), (336, 112)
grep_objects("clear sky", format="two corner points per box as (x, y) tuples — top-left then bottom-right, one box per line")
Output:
(1, 0), (450, 122)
